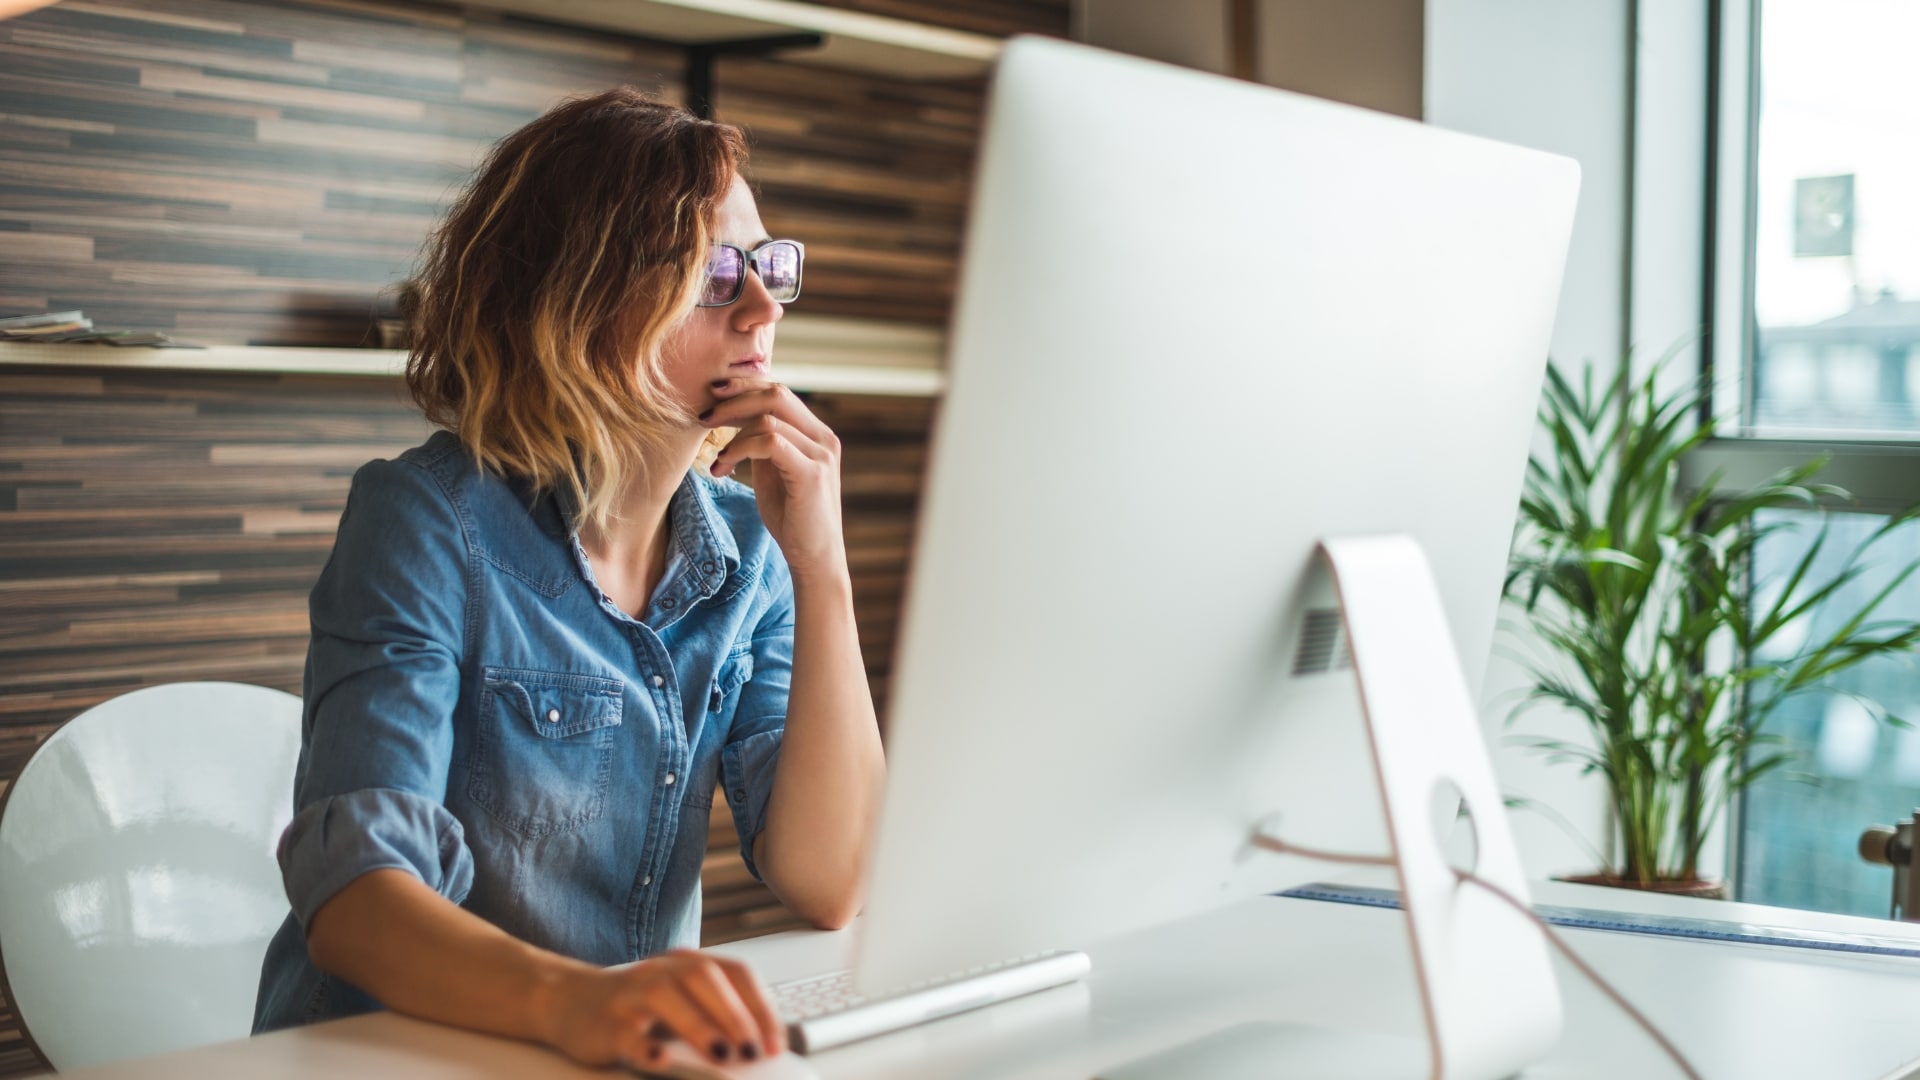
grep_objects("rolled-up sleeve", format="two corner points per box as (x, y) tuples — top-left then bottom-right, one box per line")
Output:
(283, 457), (473, 930)
(721, 555), (793, 882)
(279, 788), (474, 927)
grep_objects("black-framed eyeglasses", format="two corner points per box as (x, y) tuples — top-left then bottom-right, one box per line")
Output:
(698, 238), (804, 307)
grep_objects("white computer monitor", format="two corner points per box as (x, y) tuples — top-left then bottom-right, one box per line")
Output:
(853, 34), (1578, 1013)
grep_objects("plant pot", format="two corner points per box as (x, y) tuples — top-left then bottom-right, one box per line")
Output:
(1556, 872), (1727, 900)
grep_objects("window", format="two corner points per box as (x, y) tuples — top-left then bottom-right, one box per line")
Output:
(1736, 509), (1920, 916)
(1738, 0), (1920, 437)
(1717, 0), (1920, 916)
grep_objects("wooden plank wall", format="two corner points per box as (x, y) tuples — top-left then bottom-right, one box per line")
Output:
(0, 369), (931, 1072)
(0, 0), (1016, 337)
(0, 0), (1064, 1073)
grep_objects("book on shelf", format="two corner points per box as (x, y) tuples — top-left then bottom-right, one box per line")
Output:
(0, 310), (91, 339)
(0, 311), (201, 347)
(0, 310), (86, 329)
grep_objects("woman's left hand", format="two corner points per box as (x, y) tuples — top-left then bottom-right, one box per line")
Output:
(701, 377), (847, 579)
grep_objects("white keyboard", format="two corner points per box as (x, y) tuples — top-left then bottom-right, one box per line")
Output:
(771, 949), (1091, 1053)
(772, 969), (867, 1021)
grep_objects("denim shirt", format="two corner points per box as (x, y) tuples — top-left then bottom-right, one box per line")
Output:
(253, 430), (792, 1032)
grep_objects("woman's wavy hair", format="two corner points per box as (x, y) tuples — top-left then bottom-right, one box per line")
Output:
(406, 87), (747, 530)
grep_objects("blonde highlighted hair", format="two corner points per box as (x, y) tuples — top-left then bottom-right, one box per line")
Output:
(406, 87), (747, 529)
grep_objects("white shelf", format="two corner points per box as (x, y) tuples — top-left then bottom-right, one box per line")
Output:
(774, 313), (942, 370)
(461, 0), (1001, 79)
(0, 342), (407, 377)
(0, 314), (947, 397)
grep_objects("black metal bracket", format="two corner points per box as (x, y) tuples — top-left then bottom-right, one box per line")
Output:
(686, 32), (825, 119)
(486, 11), (827, 120)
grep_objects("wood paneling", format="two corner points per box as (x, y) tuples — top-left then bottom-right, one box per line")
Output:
(0, 365), (933, 1072)
(0, 982), (36, 1080)
(0, 0), (1020, 1069)
(0, 379), (928, 767)
(0, 0), (1004, 340)
(0, 370), (421, 756)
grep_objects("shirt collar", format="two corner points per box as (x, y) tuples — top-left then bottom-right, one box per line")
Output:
(556, 470), (740, 628)
(666, 471), (741, 594)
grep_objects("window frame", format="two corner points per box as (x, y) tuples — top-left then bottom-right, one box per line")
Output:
(1693, 0), (1920, 907)
(1699, 0), (1920, 469)
(1702, 0), (1757, 433)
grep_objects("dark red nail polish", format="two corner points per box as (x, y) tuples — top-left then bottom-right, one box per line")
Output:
(741, 1043), (760, 1061)
(698, 408), (714, 420)
(710, 1040), (730, 1061)
(710, 378), (730, 388)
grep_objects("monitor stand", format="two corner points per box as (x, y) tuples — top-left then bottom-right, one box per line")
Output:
(1312, 534), (1562, 1078)
(1100, 535), (1564, 1080)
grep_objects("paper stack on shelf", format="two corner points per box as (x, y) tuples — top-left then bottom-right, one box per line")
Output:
(0, 311), (198, 347)
(0, 310), (92, 340)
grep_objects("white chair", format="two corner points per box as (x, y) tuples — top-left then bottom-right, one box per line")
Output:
(0, 682), (301, 1070)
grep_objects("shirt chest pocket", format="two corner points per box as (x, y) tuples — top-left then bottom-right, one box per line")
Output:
(708, 648), (754, 714)
(469, 667), (624, 840)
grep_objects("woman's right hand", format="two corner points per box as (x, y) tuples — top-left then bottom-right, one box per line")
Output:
(541, 949), (788, 1069)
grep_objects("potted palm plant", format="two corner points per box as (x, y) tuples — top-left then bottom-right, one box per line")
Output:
(1504, 355), (1920, 893)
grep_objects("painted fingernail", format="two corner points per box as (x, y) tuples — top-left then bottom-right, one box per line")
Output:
(710, 378), (730, 388)
(741, 1043), (760, 1061)
(646, 1043), (663, 1062)
(710, 1040), (730, 1061)
(698, 407), (714, 421)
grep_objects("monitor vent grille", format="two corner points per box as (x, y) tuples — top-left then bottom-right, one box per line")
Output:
(1292, 608), (1354, 676)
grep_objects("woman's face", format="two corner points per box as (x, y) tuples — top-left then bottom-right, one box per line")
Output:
(661, 175), (783, 417)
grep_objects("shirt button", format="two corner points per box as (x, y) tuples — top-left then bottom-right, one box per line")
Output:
(661, 597), (677, 609)
(702, 560), (716, 574)
(733, 789), (746, 802)
(642, 874), (653, 886)
(650, 675), (665, 688)
(546, 708), (560, 722)
(664, 772), (676, 786)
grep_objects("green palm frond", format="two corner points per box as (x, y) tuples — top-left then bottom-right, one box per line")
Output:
(1504, 350), (1920, 883)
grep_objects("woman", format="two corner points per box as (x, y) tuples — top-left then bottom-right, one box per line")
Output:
(252, 88), (885, 1071)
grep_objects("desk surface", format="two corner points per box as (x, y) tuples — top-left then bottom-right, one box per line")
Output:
(60, 881), (1920, 1080)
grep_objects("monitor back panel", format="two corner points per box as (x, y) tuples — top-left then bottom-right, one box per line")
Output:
(855, 36), (1580, 994)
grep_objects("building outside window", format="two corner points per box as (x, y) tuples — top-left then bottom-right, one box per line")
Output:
(1723, 0), (1920, 917)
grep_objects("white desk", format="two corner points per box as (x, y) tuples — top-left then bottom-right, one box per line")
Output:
(60, 881), (1920, 1079)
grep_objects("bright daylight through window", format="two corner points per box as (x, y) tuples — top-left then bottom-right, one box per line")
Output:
(1743, 1), (1920, 436)
(1732, 0), (1920, 917)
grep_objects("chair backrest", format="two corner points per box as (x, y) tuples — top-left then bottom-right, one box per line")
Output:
(0, 682), (301, 1070)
